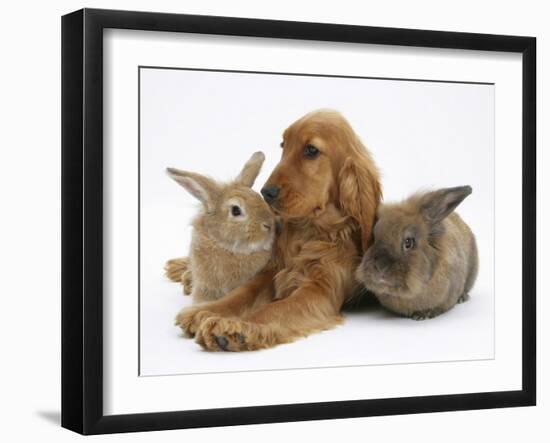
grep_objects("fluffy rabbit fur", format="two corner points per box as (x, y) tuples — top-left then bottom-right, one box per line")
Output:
(355, 186), (478, 320)
(165, 152), (276, 304)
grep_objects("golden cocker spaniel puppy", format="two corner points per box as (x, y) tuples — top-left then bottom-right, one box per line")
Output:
(175, 109), (382, 351)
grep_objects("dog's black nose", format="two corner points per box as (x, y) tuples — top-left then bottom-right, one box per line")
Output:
(261, 186), (280, 204)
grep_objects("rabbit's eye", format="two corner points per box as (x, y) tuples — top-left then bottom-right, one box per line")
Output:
(231, 205), (242, 217)
(403, 237), (415, 251)
(304, 144), (319, 159)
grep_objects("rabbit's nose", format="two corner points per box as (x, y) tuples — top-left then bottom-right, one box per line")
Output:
(261, 186), (280, 204)
(376, 261), (391, 276)
(373, 252), (392, 274)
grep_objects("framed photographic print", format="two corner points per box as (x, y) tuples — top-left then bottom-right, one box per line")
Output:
(61, 8), (536, 435)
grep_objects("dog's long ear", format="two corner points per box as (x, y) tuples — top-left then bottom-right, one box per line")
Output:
(236, 151), (265, 187)
(338, 150), (382, 252)
(166, 167), (219, 210)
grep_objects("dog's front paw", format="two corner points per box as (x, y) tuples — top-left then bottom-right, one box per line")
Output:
(195, 317), (270, 352)
(175, 307), (215, 338)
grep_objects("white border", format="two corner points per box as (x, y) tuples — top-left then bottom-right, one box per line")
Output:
(103, 29), (523, 415)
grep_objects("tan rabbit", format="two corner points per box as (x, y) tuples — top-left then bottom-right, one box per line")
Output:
(355, 186), (478, 320)
(165, 152), (276, 304)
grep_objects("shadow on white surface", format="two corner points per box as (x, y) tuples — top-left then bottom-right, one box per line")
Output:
(36, 410), (60, 426)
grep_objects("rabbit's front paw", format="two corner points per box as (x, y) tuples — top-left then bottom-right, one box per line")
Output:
(164, 257), (190, 283)
(411, 311), (428, 321)
(410, 308), (442, 321)
(410, 310), (437, 321)
(181, 269), (193, 295)
(175, 307), (215, 338)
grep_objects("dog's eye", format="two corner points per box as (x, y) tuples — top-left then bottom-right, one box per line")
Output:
(304, 144), (319, 159)
(403, 237), (415, 251)
(280, 141), (284, 148)
(231, 205), (242, 217)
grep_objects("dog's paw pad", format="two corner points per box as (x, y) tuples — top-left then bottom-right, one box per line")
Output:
(235, 333), (246, 344)
(196, 317), (254, 351)
(215, 336), (229, 351)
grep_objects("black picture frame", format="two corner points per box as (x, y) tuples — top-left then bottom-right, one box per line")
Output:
(61, 8), (536, 435)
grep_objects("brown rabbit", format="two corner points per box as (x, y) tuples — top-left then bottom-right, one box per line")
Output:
(165, 152), (276, 304)
(355, 186), (478, 320)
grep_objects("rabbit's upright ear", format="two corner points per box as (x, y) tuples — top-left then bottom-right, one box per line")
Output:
(419, 186), (472, 225)
(166, 167), (219, 208)
(236, 151), (265, 187)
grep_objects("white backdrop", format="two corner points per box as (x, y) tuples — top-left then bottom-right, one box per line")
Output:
(0, 1), (546, 442)
(139, 67), (495, 376)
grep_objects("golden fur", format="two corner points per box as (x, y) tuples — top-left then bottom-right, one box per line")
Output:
(175, 110), (382, 350)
